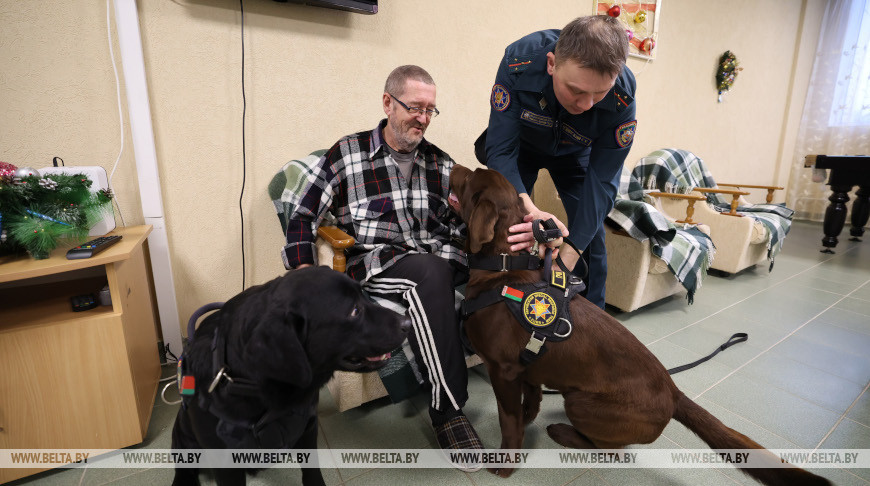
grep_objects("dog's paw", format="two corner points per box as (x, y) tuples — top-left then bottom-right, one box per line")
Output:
(546, 423), (595, 448)
(488, 466), (515, 478)
(522, 410), (539, 424)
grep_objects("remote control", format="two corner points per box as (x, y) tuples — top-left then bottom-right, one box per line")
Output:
(70, 293), (98, 312)
(66, 235), (123, 259)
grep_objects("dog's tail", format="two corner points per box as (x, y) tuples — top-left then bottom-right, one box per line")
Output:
(673, 392), (830, 486)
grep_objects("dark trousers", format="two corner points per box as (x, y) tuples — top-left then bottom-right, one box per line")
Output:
(474, 131), (607, 308)
(363, 254), (468, 413)
(517, 152), (607, 309)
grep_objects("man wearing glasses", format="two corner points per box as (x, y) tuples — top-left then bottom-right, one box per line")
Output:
(284, 65), (483, 468)
(477, 15), (637, 309)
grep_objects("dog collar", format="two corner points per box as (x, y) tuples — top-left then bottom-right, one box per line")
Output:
(467, 252), (542, 272)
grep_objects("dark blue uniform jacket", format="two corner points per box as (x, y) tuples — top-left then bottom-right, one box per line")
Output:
(485, 28), (637, 252)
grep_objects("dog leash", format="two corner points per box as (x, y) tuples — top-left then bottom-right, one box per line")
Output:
(666, 332), (748, 375)
(532, 220), (749, 375)
(541, 332), (750, 395)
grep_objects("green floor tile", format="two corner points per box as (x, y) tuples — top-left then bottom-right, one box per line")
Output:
(737, 352), (865, 414)
(770, 332), (870, 386)
(846, 391), (870, 428)
(819, 419), (870, 482)
(792, 321), (870, 360)
(699, 374), (841, 448)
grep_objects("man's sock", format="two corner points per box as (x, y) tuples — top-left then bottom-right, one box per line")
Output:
(429, 406), (463, 427)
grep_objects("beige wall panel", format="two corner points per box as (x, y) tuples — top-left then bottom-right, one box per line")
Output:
(0, 0), (823, 339)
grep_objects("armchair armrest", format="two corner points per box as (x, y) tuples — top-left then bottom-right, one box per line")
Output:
(717, 183), (784, 203)
(317, 226), (355, 273)
(693, 187), (750, 217)
(648, 192), (706, 224)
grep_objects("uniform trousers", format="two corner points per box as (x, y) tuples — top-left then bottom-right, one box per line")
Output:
(516, 149), (608, 309)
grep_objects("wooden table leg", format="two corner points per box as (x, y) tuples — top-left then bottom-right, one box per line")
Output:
(849, 185), (869, 241)
(822, 185), (852, 253)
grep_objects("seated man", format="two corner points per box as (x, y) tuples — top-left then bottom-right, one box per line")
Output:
(282, 65), (483, 466)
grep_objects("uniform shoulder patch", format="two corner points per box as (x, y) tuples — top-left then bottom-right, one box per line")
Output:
(616, 120), (637, 148)
(491, 84), (511, 112)
(507, 56), (534, 73)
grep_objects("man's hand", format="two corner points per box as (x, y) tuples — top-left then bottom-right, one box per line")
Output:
(296, 264), (313, 269)
(507, 194), (569, 257)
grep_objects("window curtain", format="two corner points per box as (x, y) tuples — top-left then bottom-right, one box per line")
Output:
(786, 0), (870, 221)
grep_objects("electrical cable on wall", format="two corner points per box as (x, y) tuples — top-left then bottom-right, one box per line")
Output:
(106, 0), (127, 227)
(239, 0), (248, 291)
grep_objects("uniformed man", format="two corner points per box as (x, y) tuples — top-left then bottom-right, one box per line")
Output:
(476, 15), (637, 309)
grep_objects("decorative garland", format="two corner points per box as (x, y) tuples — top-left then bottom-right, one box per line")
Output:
(716, 51), (743, 102)
(0, 162), (113, 259)
(602, 2), (658, 57)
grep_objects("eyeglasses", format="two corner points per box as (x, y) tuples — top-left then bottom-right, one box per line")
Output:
(389, 93), (440, 118)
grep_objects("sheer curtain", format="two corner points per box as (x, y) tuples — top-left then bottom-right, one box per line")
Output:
(786, 0), (870, 221)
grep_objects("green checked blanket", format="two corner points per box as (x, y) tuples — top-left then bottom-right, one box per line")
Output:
(634, 148), (793, 261)
(268, 151), (423, 404)
(607, 165), (716, 304)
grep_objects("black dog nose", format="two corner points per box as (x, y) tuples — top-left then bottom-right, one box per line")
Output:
(399, 317), (412, 334)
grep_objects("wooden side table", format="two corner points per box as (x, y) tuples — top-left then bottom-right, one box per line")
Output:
(0, 225), (161, 483)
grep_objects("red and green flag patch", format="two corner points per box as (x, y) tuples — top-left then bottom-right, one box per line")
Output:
(501, 286), (524, 302)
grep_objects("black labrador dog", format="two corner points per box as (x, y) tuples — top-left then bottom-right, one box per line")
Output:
(171, 266), (411, 486)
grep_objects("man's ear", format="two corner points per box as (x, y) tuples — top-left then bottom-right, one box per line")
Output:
(468, 199), (498, 253)
(244, 310), (312, 388)
(382, 92), (392, 116)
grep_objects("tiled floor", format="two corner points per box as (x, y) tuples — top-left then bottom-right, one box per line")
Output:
(11, 220), (870, 485)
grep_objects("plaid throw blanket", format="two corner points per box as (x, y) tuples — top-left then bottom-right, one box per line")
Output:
(607, 165), (716, 304)
(268, 151), (422, 403)
(634, 148), (793, 261)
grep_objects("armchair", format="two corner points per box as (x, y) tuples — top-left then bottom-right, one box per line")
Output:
(605, 167), (716, 312)
(269, 152), (481, 411)
(634, 149), (793, 275)
(530, 169), (715, 312)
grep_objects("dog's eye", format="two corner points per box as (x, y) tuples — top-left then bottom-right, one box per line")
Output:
(350, 306), (360, 318)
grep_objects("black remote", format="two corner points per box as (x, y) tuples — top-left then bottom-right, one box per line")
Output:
(70, 293), (98, 312)
(66, 235), (123, 259)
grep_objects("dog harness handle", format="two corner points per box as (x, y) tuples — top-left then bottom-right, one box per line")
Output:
(531, 218), (562, 243)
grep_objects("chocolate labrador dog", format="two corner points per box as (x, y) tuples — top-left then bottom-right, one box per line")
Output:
(171, 266), (411, 486)
(449, 165), (828, 486)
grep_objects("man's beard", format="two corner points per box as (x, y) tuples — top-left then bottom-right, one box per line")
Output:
(388, 118), (426, 152)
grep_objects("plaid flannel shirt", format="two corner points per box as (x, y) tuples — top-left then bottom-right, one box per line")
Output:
(282, 120), (467, 282)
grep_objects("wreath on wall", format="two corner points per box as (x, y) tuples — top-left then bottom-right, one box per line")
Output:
(716, 51), (743, 102)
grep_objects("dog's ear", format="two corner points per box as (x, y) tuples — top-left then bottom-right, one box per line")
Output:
(468, 198), (498, 253)
(243, 310), (313, 388)
(451, 165), (471, 191)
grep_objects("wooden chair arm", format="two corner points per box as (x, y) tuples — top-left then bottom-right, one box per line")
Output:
(716, 183), (784, 203)
(692, 187), (751, 196)
(647, 192), (706, 201)
(316, 226), (355, 273)
(692, 188), (749, 217)
(648, 192), (706, 224)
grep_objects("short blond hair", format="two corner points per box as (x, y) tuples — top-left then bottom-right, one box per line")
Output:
(384, 65), (435, 97)
(555, 16), (629, 77)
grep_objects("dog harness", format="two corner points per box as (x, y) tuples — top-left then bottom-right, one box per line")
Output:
(462, 220), (588, 366)
(178, 302), (313, 449)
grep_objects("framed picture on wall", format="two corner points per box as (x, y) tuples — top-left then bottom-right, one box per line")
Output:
(594, 1), (662, 61)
